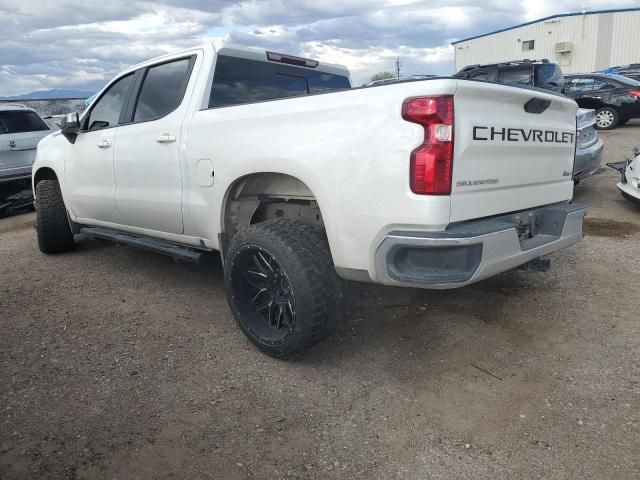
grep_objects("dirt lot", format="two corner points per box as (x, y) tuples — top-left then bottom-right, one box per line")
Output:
(1, 124), (639, 480)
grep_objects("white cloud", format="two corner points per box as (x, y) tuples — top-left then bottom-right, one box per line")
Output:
(1, 0), (637, 95)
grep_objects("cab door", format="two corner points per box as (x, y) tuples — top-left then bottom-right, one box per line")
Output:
(113, 55), (197, 234)
(64, 73), (136, 223)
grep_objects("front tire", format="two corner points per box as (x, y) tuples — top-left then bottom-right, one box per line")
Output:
(224, 218), (342, 358)
(35, 179), (74, 253)
(595, 107), (619, 130)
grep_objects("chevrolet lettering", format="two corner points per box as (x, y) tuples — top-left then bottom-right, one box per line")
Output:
(473, 126), (576, 144)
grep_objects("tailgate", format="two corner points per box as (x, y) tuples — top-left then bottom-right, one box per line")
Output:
(450, 80), (577, 223)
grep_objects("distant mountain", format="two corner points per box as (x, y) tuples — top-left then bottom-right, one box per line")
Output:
(0, 89), (96, 100)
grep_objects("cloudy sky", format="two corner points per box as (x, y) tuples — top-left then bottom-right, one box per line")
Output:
(1, 0), (638, 96)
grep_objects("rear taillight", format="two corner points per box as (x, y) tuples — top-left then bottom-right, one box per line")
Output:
(629, 89), (640, 98)
(402, 96), (454, 195)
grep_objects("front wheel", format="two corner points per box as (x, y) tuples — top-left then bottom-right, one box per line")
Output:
(35, 179), (74, 253)
(224, 218), (342, 358)
(595, 107), (619, 130)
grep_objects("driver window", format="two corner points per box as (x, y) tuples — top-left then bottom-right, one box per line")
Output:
(86, 74), (135, 131)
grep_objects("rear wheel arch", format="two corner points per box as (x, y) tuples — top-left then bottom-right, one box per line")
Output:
(221, 172), (328, 238)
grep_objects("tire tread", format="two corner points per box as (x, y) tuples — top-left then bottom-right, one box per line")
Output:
(36, 179), (74, 253)
(225, 218), (342, 358)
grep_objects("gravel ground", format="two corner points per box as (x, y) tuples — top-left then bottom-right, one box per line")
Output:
(1, 123), (639, 480)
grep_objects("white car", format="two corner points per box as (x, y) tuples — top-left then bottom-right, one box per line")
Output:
(1, 104), (51, 184)
(33, 44), (586, 357)
(608, 149), (640, 204)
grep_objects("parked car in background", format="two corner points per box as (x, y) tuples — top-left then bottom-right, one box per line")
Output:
(608, 148), (640, 204)
(1, 104), (51, 183)
(455, 60), (603, 182)
(574, 108), (603, 183)
(600, 64), (640, 82)
(454, 59), (564, 92)
(563, 73), (640, 129)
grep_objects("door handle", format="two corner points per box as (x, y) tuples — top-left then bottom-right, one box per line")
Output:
(97, 139), (112, 149)
(157, 134), (176, 144)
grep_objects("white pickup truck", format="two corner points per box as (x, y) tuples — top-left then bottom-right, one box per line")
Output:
(33, 44), (586, 357)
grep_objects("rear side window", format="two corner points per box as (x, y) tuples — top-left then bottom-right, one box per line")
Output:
(209, 55), (351, 108)
(570, 78), (595, 91)
(535, 64), (564, 91)
(134, 57), (193, 122)
(470, 70), (496, 81)
(0, 111), (49, 134)
(593, 79), (618, 90)
(499, 67), (532, 85)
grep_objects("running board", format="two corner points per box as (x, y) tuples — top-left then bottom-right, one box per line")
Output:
(79, 227), (205, 263)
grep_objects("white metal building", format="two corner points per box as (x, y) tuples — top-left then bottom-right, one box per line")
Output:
(453, 8), (640, 73)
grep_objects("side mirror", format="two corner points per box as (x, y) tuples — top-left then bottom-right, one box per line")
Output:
(60, 112), (80, 144)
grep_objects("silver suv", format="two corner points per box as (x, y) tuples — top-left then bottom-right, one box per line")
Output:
(0, 104), (51, 184)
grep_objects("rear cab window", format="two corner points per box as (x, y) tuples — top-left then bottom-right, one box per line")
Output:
(0, 110), (49, 134)
(209, 55), (351, 108)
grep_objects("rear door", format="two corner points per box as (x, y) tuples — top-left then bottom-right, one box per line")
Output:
(113, 53), (198, 234)
(563, 77), (604, 109)
(450, 80), (578, 222)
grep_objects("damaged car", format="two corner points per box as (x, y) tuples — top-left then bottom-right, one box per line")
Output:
(608, 148), (640, 204)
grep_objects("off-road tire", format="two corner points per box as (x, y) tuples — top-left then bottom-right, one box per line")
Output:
(35, 179), (74, 253)
(224, 218), (343, 358)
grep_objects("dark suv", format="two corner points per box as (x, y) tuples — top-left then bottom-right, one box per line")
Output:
(563, 73), (640, 129)
(455, 59), (564, 92)
(455, 59), (602, 183)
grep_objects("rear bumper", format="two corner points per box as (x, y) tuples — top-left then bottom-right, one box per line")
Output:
(374, 203), (587, 289)
(616, 182), (640, 202)
(0, 166), (32, 184)
(574, 138), (603, 180)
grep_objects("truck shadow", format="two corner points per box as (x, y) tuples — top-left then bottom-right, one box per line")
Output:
(298, 270), (542, 376)
(66, 234), (544, 376)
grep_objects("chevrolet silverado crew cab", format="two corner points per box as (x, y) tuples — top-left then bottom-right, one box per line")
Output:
(33, 44), (587, 357)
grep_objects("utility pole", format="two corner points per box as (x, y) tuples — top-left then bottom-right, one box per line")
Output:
(395, 57), (401, 78)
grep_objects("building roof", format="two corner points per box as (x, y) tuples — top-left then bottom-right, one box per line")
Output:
(451, 7), (640, 45)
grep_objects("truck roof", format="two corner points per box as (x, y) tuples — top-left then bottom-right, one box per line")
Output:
(218, 45), (350, 77)
(124, 43), (350, 79)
